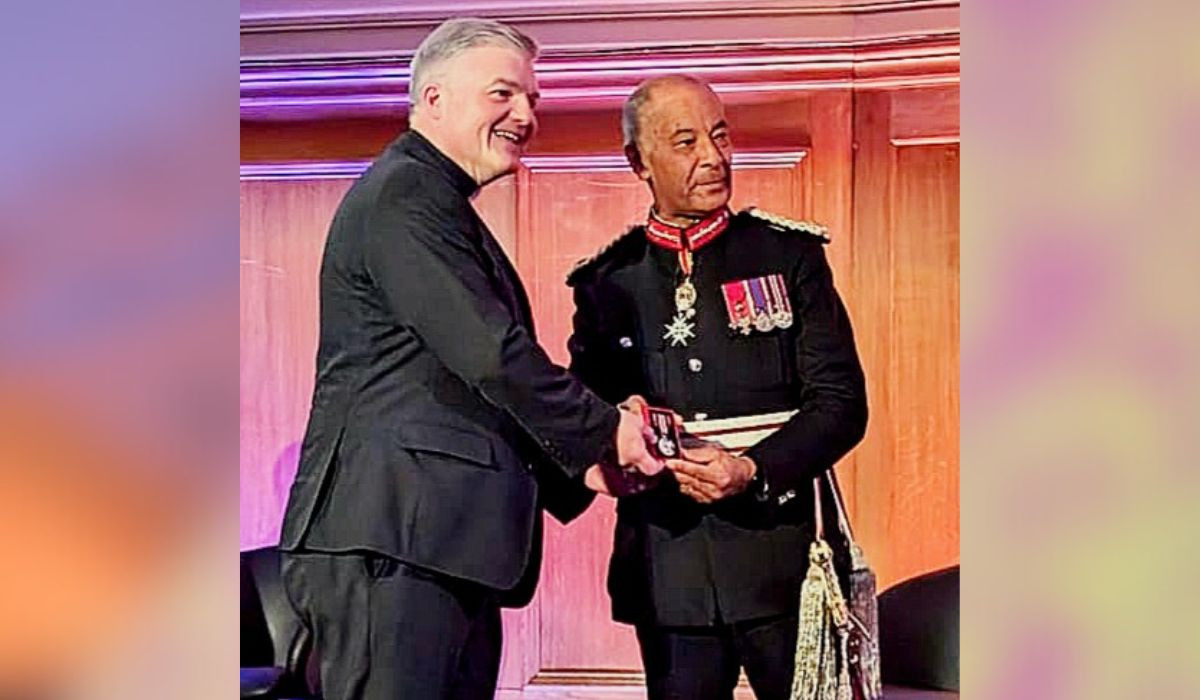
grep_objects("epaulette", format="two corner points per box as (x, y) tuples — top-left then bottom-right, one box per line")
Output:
(565, 225), (643, 285)
(743, 206), (830, 243)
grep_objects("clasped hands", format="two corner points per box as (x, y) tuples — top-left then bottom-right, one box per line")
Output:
(585, 396), (757, 504)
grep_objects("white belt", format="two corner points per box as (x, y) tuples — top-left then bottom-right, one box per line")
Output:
(682, 409), (798, 452)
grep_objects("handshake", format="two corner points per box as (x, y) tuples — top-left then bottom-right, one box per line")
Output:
(584, 396), (758, 504)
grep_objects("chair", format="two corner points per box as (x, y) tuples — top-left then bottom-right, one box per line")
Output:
(879, 565), (960, 699)
(240, 546), (317, 699)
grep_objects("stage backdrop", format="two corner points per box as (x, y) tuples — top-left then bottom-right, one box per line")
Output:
(240, 1), (959, 691)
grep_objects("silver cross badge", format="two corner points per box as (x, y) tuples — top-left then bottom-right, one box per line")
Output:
(663, 313), (696, 347)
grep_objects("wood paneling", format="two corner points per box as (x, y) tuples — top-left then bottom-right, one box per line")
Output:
(890, 141), (959, 584)
(889, 85), (961, 142)
(850, 88), (959, 589)
(241, 94), (815, 164)
(522, 168), (650, 673)
(239, 179), (350, 550)
(519, 170), (647, 366)
(240, 118), (406, 164)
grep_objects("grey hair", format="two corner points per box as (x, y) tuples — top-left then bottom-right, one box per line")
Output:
(621, 74), (711, 149)
(409, 18), (538, 109)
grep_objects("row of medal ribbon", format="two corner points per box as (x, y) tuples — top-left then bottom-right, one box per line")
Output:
(720, 273), (793, 334)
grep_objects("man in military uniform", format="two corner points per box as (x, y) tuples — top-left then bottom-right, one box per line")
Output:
(567, 75), (868, 700)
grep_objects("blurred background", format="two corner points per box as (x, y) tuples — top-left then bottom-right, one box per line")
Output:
(0, 1), (237, 698)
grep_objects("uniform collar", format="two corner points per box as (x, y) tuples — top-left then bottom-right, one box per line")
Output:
(644, 206), (732, 252)
(396, 129), (480, 198)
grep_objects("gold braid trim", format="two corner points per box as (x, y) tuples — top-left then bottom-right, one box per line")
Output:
(744, 207), (831, 242)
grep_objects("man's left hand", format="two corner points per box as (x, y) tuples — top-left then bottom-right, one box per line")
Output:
(667, 443), (757, 504)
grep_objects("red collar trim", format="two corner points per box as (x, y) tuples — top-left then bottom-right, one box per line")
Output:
(644, 207), (731, 252)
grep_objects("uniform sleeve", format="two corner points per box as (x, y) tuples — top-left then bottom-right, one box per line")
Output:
(744, 243), (868, 495)
(364, 181), (619, 481)
(567, 282), (611, 395)
(568, 280), (645, 406)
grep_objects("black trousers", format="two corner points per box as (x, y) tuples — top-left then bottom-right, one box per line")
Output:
(636, 614), (799, 700)
(282, 552), (502, 700)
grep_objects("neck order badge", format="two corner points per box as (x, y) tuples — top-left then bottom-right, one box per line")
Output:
(644, 207), (731, 347)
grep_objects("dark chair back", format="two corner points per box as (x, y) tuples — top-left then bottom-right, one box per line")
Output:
(878, 565), (959, 691)
(240, 546), (314, 697)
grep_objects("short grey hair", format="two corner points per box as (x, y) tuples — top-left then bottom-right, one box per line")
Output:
(621, 75), (711, 149)
(410, 18), (538, 109)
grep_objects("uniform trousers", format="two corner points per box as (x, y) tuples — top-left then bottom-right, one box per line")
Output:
(635, 613), (799, 700)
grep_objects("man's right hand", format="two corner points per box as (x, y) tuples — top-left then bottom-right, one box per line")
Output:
(615, 402), (665, 475)
(618, 394), (650, 415)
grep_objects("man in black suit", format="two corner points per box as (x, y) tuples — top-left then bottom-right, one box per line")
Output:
(567, 75), (868, 700)
(277, 19), (665, 700)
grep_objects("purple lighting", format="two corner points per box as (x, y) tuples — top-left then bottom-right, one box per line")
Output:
(240, 161), (372, 180)
(240, 151), (806, 180)
(239, 39), (959, 120)
(241, 94), (409, 109)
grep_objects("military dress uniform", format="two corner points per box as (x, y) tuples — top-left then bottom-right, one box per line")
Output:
(567, 206), (868, 700)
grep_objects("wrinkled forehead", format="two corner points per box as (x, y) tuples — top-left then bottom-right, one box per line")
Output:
(641, 82), (725, 138)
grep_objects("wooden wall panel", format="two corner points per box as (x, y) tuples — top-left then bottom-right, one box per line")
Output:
(851, 88), (960, 590)
(476, 174), (519, 257)
(239, 179), (351, 551)
(519, 170), (648, 366)
(801, 91), (863, 523)
(239, 94), (815, 165)
(475, 175), (537, 689)
(522, 169), (649, 674)
(731, 165), (804, 217)
(240, 118), (405, 163)
(847, 90), (894, 577)
(890, 142), (960, 584)
(889, 86), (961, 142)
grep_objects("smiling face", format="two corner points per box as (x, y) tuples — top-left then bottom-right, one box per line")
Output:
(628, 79), (732, 222)
(414, 43), (539, 186)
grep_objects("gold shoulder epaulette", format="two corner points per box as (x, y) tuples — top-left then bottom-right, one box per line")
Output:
(566, 226), (641, 284)
(744, 207), (830, 242)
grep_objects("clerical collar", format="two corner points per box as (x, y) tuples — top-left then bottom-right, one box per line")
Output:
(398, 130), (480, 198)
(644, 207), (732, 252)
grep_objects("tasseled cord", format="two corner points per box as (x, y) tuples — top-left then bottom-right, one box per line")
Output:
(790, 539), (853, 700)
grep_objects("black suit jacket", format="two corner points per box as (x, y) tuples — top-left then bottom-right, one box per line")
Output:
(567, 211), (867, 625)
(279, 131), (615, 605)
